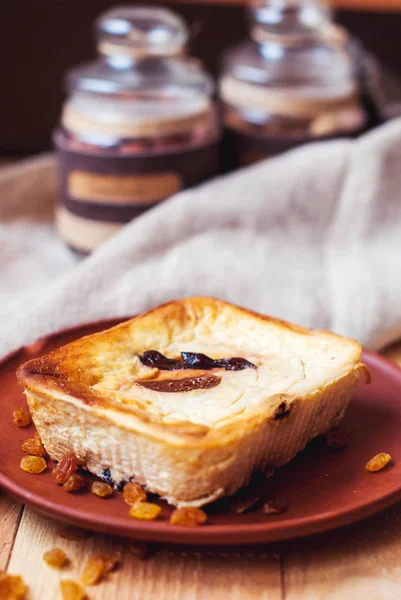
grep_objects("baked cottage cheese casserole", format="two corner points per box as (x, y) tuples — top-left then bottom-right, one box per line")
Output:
(17, 298), (366, 507)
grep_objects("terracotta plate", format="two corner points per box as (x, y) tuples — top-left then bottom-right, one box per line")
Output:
(1, 319), (401, 546)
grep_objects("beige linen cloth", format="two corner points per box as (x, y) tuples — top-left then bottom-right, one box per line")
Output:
(2, 118), (401, 360)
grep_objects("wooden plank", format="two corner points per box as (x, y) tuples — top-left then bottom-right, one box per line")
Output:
(283, 499), (401, 599)
(334, 0), (401, 10)
(0, 493), (23, 571)
(7, 508), (282, 599)
(147, 0), (401, 12)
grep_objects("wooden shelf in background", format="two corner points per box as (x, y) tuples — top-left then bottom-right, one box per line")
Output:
(333, 0), (401, 10)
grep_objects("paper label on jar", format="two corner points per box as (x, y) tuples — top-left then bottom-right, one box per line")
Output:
(67, 170), (182, 204)
(53, 128), (221, 252)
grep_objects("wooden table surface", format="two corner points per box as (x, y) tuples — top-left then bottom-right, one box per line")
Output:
(0, 346), (400, 599)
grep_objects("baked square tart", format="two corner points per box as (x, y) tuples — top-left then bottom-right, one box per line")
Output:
(17, 298), (367, 507)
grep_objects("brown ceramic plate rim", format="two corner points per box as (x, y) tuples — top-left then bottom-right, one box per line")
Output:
(1, 319), (401, 545)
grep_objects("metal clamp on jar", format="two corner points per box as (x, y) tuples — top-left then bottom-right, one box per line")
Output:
(220, 0), (369, 169)
(54, 6), (221, 255)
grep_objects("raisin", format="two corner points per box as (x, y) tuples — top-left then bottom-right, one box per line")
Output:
(13, 407), (30, 427)
(60, 580), (86, 600)
(43, 547), (68, 568)
(0, 572), (26, 598)
(127, 541), (150, 560)
(123, 482), (147, 505)
(139, 350), (182, 370)
(273, 401), (291, 420)
(264, 467), (275, 478)
(139, 350), (256, 372)
(220, 357), (256, 370)
(58, 527), (91, 541)
(263, 501), (287, 515)
(91, 481), (114, 498)
(101, 467), (115, 488)
(22, 435), (47, 458)
(80, 555), (107, 586)
(181, 352), (256, 371)
(20, 456), (47, 474)
(53, 452), (78, 485)
(366, 452), (392, 472)
(170, 507), (207, 526)
(63, 474), (85, 493)
(326, 426), (350, 450)
(129, 502), (161, 521)
(139, 374), (221, 393)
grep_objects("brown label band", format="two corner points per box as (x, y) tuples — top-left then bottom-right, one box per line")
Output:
(68, 170), (182, 204)
(223, 126), (367, 169)
(63, 197), (153, 224)
(55, 129), (221, 226)
(239, 150), (276, 167)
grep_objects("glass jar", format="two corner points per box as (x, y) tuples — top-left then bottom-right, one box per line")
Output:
(54, 6), (221, 254)
(220, 0), (369, 169)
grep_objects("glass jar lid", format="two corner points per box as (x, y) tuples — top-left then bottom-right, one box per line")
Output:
(250, 0), (331, 45)
(67, 56), (213, 97)
(61, 6), (216, 142)
(96, 5), (188, 59)
(221, 0), (358, 109)
(66, 5), (212, 97)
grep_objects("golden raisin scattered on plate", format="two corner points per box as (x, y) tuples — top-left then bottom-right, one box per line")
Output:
(43, 547), (68, 568)
(91, 481), (114, 498)
(263, 501), (287, 516)
(0, 572), (26, 598)
(366, 452), (392, 472)
(53, 452), (79, 485)
(169, 507), (207, 527)
(58, 527), (92, 541)
(127, 541), (150, 560)
(22, 435), (47, 458)
(129, 502), (161, 521)
(123, 482), (147, 505)
(20, 455), (47, 474)
(60, 579), (86, 600)
(63, 474), (85, 493)
(13, 407), (31, 427)
(80, 555), (107, 586)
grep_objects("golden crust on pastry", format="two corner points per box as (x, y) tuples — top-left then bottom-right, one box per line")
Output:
(17, 297), (366, 506)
